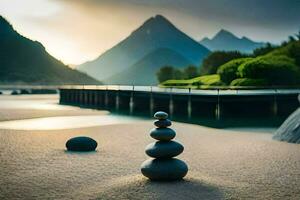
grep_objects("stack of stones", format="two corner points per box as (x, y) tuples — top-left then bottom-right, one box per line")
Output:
(141, 111), (188, 181)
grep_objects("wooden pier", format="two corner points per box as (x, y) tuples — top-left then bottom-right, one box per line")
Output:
(59, 86), (300, 120)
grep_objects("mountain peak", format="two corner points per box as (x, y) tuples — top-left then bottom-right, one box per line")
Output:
(79, 14), (210, 83)
(200, 37), (210, 43)
(214, 29), (237, 39)
(137, 14), (176, 32)
(153, 14), (169, 22)
(199, 29), (265, 53)
(0, 16), (14, 34)
(148, 15), (171, 23)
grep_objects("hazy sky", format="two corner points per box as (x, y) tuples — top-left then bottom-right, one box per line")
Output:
(1, 0), (299, 65)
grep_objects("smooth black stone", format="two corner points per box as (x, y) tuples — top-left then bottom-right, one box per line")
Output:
(145, 141), (184, 158)
(154, 111), (168, 120)
(20, 89), (30, 94)
(11, 90), (19, 95)
(0, 91), (2, 95)
(150, 128), (176, 141)
(154, 119), (172, 128)
(66, 136), (97, 152)
(141, 158), (188, 181)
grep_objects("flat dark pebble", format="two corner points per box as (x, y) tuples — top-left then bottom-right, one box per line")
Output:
(154, 119), (172, 128)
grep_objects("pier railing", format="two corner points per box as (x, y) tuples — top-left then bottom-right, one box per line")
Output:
(58, 85), (300, 96)
(59, 85), (300, 120)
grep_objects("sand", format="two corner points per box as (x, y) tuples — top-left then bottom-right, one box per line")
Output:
(0, 95), (299, 200)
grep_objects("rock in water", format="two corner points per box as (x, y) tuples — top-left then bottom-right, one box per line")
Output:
(273, 108), (300, 144)
(66, 136), (98, 151)
(141, 111), (188, 181)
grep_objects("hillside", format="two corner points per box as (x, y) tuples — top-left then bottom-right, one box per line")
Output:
(200, 29), (265, 53)
(104, 48), (192, 85)
(78, 15), (210, 81)
(161, 40), (300, 87)
(0, 16), (100, 85)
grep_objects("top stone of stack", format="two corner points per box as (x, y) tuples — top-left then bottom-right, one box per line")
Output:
(154, 111), (172, 128)
(154, 111), (168, 120)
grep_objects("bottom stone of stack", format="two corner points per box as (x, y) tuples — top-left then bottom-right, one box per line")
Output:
(141, 158), (188, 181)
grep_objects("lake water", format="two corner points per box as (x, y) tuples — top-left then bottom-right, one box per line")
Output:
(0, 94), (74, 110)
(0, 115), (140, 130)
(0, 94), (277, 132)
(0, 94), (147, 130)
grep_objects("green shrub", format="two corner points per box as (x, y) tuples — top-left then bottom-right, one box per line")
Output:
(160, 74), (223, 88)
(200, 51), (247, 75)
(287, 41), (300, 66)
(161, 79), (192, 87)
(238, 55), (300, 85)
(191, 74), (223, 86)
(230, 78), (268, 86)
(253, 43), (277, 57)
(217, 58), (252, 84)
(156, 66), (184, 83)
(183, 65), (199, 79)
(267, 41), (300, 66)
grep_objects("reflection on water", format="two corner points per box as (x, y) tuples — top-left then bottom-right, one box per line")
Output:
(224, 127), (276, 133)
(0, 94), (80, 111)
(0, 115), (140, 130)
(0, 99), (75, 110)
(0, 94), (282, 131)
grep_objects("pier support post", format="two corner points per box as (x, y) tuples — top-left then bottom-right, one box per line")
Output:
(70, 90), (74, 104)
(129, 86), (134, 115)
(75, 90), (79, 105)
(65, 90), (69, 103)
(215, 89), (221, 120)
(68, 90), (72, 104)
(105, 88), (109, 108)
(59, 90), (64, 104)
(93, 90), (98, 107)
(79, 90), (84, 105)
(96, 91), (103, 108)
(115, 91), (120, 112)
(88, 90), (94, 106)
(187, 88), (192, 119)
(169, 93), (174, 118)
(150, 87), (154, 117)
(272, 90), (278, 117)
(84, 90), (88, 106)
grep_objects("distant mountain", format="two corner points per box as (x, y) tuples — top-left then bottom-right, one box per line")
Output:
(0, 16), (100, 85)
(78, 15), (210, 83)
(199, 29), (265, 53)
(104, 48), (192, 85)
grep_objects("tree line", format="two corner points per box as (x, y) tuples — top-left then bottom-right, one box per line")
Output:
(157, 30), (300, 86)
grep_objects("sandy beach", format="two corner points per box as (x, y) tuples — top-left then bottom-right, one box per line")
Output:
(0, 95), (299, 200)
